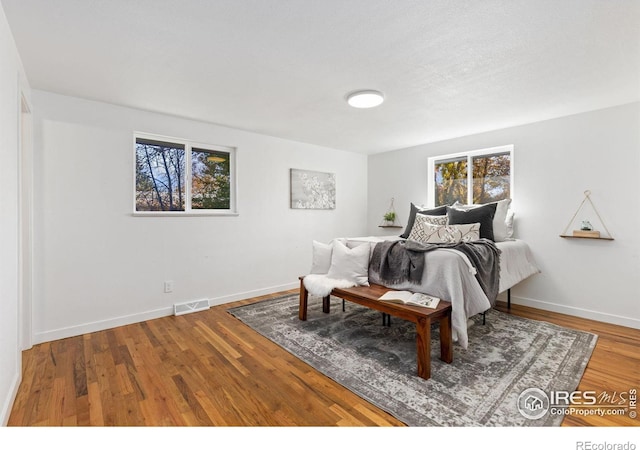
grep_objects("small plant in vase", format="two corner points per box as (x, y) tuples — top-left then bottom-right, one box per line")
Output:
(383, 211), (396, 226)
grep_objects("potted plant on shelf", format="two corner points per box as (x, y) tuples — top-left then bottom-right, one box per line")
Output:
(383, 211), (396, 226)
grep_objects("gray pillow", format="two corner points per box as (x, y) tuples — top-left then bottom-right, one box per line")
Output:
(446, 203), (497, 241)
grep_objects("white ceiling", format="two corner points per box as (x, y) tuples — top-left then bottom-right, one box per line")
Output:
(3, 0), (639, 154)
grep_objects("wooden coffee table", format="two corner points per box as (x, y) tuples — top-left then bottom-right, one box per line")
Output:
(298, 278), (453, 380)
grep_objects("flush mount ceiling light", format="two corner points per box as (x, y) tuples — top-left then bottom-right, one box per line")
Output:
(346, 90), (385, 108)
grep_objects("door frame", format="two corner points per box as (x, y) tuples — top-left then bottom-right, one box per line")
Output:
(18, 89), (33, 351)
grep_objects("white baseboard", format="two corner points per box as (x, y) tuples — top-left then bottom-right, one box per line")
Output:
(33, 281), (299, 345)
(32, 283), (640, 345)
(207, 281), (298, 307)
(33, 306), (173, 345)
(1, 370), (21, 426)
(504, 293), (640, 330)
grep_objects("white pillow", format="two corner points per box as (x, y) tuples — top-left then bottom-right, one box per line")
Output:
(452, 198), (512, 241)
(407, 213), (448, 243)
(327, 240), (370, 286)
(422, 222), (481, 244)
(345, 239), (376, 262)
(505, 209), (515, 238)
(310, 240), (332, 274)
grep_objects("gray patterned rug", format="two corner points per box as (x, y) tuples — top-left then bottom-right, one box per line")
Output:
(228, 294), (597, 426)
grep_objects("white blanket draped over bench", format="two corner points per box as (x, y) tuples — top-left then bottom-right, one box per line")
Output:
(303, 274), (358, 298)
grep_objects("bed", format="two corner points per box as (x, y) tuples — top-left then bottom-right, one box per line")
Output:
(304, 200), (540, 349)
(332, 235), (540, 349)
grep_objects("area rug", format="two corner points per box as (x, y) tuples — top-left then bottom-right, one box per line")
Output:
(228, 294), (597, 426)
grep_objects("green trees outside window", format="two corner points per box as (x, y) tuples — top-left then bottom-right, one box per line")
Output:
(135, 136), (234, 213)
(432, 146), (512, 207)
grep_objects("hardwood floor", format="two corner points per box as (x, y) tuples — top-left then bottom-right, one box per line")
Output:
(494, 302), (640, 427)
(8, 290), (640, 426)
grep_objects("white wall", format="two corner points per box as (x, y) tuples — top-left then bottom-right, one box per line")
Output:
(0, 5), (31, 425)
(368, 102), (640, 329)
(32, 90), (368, 343)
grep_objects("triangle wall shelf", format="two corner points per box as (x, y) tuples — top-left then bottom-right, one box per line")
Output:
(559, 190), (614, 241)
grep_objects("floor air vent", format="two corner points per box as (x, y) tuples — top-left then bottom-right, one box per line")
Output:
(173, 299), (210, 316)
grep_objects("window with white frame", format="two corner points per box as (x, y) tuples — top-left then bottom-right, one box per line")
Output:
(134, 134), (236, 214)
(427, 145), (513, 207)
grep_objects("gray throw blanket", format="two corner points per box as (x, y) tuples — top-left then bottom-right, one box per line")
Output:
(369, 239), (502, 305)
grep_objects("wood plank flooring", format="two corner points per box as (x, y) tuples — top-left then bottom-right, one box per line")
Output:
(8, 290), (640, 426)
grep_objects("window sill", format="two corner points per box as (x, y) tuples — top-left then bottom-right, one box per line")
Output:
(132, 211), (239, 217)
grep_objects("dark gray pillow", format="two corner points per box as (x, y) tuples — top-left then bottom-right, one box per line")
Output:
(447, 203), (497, 241)
(400, 203), (448, 239)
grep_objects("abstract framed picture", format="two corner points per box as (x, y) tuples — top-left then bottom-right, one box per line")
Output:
(290, 169), (336, 209)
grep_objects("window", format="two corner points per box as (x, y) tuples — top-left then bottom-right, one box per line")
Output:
(428, 145), (513, 207)
(134, 134), (236, 214)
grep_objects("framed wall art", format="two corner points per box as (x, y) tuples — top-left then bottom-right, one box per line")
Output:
(290, 168), (335, 209)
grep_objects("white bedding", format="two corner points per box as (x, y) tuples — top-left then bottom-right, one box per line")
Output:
(496, 240), (541, 293)
(343, 236), (540, 349)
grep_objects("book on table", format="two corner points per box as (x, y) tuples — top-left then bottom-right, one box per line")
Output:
(378, 290), (440, 309)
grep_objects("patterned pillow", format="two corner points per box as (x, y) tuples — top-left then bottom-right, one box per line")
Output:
(407, 214), (448, 243)
(400, 203), (448, 239)
(421, 222), (481, 244)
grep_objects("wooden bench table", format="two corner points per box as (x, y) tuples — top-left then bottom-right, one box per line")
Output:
(298, 278), (453, 380)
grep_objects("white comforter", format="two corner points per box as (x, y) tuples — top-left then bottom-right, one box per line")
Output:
(496, 240), (541, 293)
(344, 236), (540, 349)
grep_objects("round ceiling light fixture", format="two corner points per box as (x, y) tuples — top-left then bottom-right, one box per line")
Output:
(346, 90), (385, 108)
